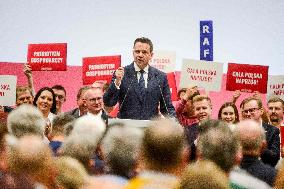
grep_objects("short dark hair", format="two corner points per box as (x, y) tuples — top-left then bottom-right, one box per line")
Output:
(52, 85), (66, 96)
(197, 124), (239, 173)
(33, 87), (57, 114)
(52, 114), (75, 137)
(218, 102), (240, 123)
(76, 86), (91, 100)
(198, 119), (228, 134)
(177, 88), (187, 99)
(133, 37), (153, 52)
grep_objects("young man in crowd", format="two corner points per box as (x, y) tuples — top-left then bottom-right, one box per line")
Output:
(52, 85), (67, 114)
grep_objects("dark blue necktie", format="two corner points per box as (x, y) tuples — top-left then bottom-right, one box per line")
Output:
(138, 70), (146, 98)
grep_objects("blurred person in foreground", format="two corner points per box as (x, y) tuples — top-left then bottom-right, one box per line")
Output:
(240, 96), (280, 167)
(125, 118), (188, 189)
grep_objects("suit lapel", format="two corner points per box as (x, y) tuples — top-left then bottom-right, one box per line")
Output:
(128, 63), (144, 103)
(146, 67), (156, 94)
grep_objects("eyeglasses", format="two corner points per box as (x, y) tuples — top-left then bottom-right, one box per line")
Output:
(242, 108), (260, 114)
(88, 97), (102, 103)
(55, 94), (65, 101)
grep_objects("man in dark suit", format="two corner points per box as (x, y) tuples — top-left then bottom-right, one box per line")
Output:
(238, 120), (277, 186)
(66, 86), (91, 118)
(103, 37), (176, 120)
(241, 96), (280, 167)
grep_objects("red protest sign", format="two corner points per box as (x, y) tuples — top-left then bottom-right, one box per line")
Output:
(27, 43), (67, 71)
(281, 126), (284, 146)
(82, 55), (121, 85)
(167, 72), (178, 101)
(226, 63), (269, 93)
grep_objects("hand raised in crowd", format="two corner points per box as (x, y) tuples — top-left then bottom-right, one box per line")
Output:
(115, 67), (124, 86)
(182, 86), (198, 101)
(23, 64), (32, 78)
(232, 90), (241, 103)
(252, 91), (261, 99)
(92, 80), (106, 90)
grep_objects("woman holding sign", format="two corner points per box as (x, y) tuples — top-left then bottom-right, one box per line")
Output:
(33, 87), (56, 138)
(218, 102), (239, 125)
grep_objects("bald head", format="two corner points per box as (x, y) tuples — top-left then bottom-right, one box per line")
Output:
(84, 88), (104, 115)
(237, 120), (266, 156)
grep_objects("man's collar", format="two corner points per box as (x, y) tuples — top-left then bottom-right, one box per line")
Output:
(87, 110), (102, 117)
(134, 62), (149, 73)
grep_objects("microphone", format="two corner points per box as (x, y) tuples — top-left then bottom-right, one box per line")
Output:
(119, 72), (136, 112)
(154, 73), (171, 117)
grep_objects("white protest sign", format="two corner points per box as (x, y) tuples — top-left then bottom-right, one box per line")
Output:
(149, 51), (176, 73)
(267, 75), (284, 100)
(0, 75), (17, 106)
(180, 59), (223, 92)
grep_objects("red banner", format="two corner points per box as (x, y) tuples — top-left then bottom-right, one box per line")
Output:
(281, 126), (284, 147)
(82, 55), (121, 85)
(226, 63), (269, 93)
(167, 72), (178, 101)
(27, 43), (67, 71)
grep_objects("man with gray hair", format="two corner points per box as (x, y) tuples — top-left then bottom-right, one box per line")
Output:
(237, 120), (277, 186)
(7, 104), (45, 138)
(93, 122), (143, 186)
(197, 120), (271, 189)
(125, 118), (188, 189)
(61, 115), (106, 174)
(240, 96), (280, 167)
(197, 121), (239, 174)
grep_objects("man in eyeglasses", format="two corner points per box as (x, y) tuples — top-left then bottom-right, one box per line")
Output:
(240, 96), (280, 167)
(51, 85), (66, 115)
(84, 87), (108, 125)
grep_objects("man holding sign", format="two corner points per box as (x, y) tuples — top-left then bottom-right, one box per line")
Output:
(103, 37), (176, 120)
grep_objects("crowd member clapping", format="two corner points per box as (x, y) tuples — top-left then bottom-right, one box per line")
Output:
(33, 87), (56, 121)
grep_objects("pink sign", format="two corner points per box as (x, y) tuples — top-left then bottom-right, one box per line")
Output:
(27, 43), (67, 71)
(226, 63), (269, 93)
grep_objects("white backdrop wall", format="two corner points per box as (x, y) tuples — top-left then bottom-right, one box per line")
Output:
(1, 0), (283, 75)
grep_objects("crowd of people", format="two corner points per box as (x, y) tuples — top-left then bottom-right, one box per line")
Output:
(0, 37), (284, 188)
